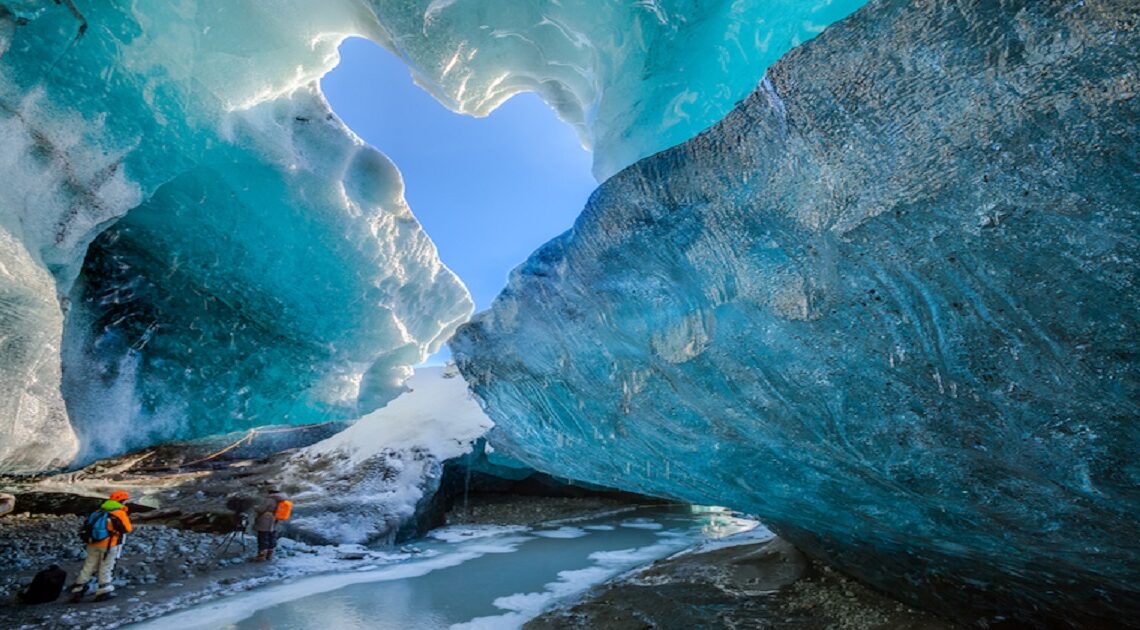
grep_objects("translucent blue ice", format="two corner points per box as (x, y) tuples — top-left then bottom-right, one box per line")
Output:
(0, 0), (864, 469)
(0, 2), (472, 467)
(453, 1), (1140, 626)
(360, 0), (867, 180)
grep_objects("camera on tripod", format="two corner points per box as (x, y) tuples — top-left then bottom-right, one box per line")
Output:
(225, 495), (256, 526)
(232, 511), (250, 532)
(215, 495), (256, 555)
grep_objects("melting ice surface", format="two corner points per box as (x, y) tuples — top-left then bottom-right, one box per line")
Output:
(129, 507), (765, 630)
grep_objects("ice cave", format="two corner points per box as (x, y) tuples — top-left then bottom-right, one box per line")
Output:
(0, 1), (1136, 628)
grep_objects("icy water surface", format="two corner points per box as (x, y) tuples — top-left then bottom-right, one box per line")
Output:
(136, 506), (761, 629)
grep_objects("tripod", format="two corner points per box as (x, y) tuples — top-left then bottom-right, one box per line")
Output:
(214, 513), (248, 557)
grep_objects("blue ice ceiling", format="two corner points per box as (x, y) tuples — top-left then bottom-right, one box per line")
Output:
(0, 0), (864, 469)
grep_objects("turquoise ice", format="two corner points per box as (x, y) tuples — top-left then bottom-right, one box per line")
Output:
(0, 1), (455, 468)
(0, 0), (863, 469)
(2, 0), (1135, 627)
(452, 1), (1140, 626)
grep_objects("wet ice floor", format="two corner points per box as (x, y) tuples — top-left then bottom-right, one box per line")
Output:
(134, 506), (763, 630)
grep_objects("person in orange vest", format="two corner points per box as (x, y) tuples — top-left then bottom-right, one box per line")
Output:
(69, 490), (133, 602)
(252, 488), (290, 561)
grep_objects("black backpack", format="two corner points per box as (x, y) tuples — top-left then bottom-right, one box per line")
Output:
(19, 564), (67, 604)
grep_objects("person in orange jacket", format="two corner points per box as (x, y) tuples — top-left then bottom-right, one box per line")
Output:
(69, 490), (133, 602)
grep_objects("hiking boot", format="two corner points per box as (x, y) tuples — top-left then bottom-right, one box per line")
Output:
(68, 586), (87, 603)
(93, 592), (117, 602)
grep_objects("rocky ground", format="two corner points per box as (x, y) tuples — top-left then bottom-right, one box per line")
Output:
(527, 536), (959, 630)
(0, 440), (667, 629)
(3, 501), (958, 630)
(0, 510), (408, 630)
(2, 450), (960, 630)
(448, 494), (960, 629)
(0, 513), (234, 592)
(444, 493), (643, 527)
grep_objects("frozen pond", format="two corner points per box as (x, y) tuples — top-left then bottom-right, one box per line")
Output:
(133, 506), (764, 629)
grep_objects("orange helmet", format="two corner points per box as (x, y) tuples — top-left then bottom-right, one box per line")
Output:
(109, 490), (129, 502)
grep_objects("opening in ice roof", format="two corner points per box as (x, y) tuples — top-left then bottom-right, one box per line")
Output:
(321, 38), (596, 320)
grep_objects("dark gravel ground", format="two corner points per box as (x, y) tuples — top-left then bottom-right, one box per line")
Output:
(2, 485), (958, 629)
(526, 536), (960, 630)
(444, 493), (646, 526)
(0, 511), (337, 630)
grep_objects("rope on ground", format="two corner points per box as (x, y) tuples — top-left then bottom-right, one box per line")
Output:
(180, 431), (257, 468)
(249, 425), (320, 435)
(178, 423), (326, 468)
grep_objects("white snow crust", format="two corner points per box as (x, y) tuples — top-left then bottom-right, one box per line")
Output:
(281, 365), (493, 545)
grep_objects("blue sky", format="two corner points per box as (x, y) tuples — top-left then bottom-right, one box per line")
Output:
(321, 38), (597, 316)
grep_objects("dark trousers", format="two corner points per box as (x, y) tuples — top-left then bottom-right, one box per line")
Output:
(256, 530), (277, 552)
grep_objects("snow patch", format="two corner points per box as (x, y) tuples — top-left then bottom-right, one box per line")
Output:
(429, 524), (531, 544)
(451, 537), (694, 629)
(305, 364), (492, 463)
(532, 526), (589, 539)
(281, 365), (494, 544)
(619, 518), (663, 530)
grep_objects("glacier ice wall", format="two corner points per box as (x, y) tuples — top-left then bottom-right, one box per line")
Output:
(452, 0), (1140, 626)
(0, 1), (471, 470)
(0, 0), (866, 471)
(61, 86), (476, 460)
(0, 228), (74, 470)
